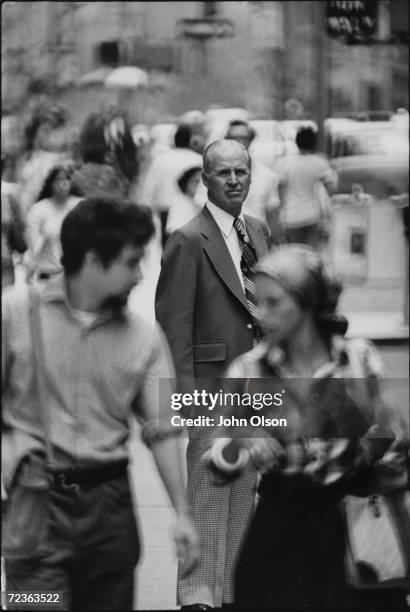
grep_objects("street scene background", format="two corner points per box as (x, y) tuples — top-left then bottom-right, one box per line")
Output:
(2, 1), (409, 609)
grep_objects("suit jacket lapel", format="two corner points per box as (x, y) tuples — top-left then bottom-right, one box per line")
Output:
(200, 206), (248, 311)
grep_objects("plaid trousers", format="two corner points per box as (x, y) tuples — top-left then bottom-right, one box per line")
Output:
(177, 435), (257, 608)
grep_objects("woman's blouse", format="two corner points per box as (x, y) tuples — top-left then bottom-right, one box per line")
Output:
(210, 338), (407, 492)
(26, 195), (81, 275)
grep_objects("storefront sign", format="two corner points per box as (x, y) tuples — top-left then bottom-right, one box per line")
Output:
(326, 1), (377, 38)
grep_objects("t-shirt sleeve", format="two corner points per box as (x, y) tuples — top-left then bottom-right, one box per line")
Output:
(318, 158), (337, 190)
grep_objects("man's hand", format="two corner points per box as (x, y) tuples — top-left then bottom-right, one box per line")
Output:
(173, 512), (200, 578)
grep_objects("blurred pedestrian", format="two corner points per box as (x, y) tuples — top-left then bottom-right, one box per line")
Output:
(1, 113), (24, 183)
(205, 244), (408, 610)
(156, 140), (270, 609)
(141, 123), (202, 247)
(100, 100), (139, 184)
(70, 114), (130, 200)
(351, 182), (372, 205)
(194, 120), (283, 245)
(23, 104), (69, 156)
(25, 164), (81, 282)
(2, 156), (27, 289)
(2, 197), (199, 610)
(275, 127), (337, 248)
(166, 166), (203, 235)
(17, 106), (70, 214)
(179, 110), (206, 156)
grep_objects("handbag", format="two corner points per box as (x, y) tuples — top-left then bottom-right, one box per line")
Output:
(2, 288), (55, 560)
(343, 489), (410, 589)
(342, 342), (410, 589)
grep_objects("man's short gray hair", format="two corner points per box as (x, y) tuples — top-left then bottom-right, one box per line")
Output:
(202, 139), (251, 175)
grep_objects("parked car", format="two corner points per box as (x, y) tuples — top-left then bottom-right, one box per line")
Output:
(325, 115), (409, 198)
(249, 118), (320, 168)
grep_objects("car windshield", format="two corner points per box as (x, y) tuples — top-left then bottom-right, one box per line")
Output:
(250, 121), (282, 142)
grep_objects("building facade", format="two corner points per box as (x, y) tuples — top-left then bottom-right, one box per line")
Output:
(2, 1), (408, 126)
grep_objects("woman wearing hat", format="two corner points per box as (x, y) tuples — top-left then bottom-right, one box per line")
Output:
(205, 245), (408, 610)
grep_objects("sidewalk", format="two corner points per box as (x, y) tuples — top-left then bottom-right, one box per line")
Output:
(129, 424), (185, 610)
(123, 236), (181, 609)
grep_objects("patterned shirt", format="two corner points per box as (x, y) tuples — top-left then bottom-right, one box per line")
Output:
(210, 338), (407, 489)
(2, 275), (176, 489)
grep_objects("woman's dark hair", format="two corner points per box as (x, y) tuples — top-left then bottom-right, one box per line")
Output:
(174, 124), (193, 149)
(24, 115), (43, 153)
(37, 165), (73, 201)
(177, 166), (202, 195)
(60, 197), (155, 275)
(296, 127), (318, 152)
(287, 256), (347, 340)
(309, 266), (348, 340)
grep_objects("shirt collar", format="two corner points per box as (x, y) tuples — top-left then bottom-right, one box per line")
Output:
(257, 336), (347, 378)
(39, 273), (68, 303)
(206, 200), (245, 239)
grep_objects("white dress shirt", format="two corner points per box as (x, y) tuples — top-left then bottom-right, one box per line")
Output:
(206, 200), (246, 293)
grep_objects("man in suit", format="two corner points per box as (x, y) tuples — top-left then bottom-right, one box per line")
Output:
(155, 139), (271, 610)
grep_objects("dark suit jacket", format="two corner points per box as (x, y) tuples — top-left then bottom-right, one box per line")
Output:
(155, 205), (271, 388)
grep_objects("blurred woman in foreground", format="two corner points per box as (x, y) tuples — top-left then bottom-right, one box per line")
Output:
(205, 245), (408, 610)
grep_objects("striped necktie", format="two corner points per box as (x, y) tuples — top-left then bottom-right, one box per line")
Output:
(233, 217), (262, 341)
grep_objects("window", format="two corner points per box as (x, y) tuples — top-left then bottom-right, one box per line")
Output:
(97, 41), (119, 66)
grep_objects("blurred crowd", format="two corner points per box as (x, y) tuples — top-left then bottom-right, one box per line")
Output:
(1, 95), (409, 612)
(1, 98), (344, 290)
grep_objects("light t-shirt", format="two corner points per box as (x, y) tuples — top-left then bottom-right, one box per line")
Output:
(275, 153), (336, 228)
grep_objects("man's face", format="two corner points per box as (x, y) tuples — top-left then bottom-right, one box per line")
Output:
(202, 144), (251, 217)
(96, 244), (144, 311)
